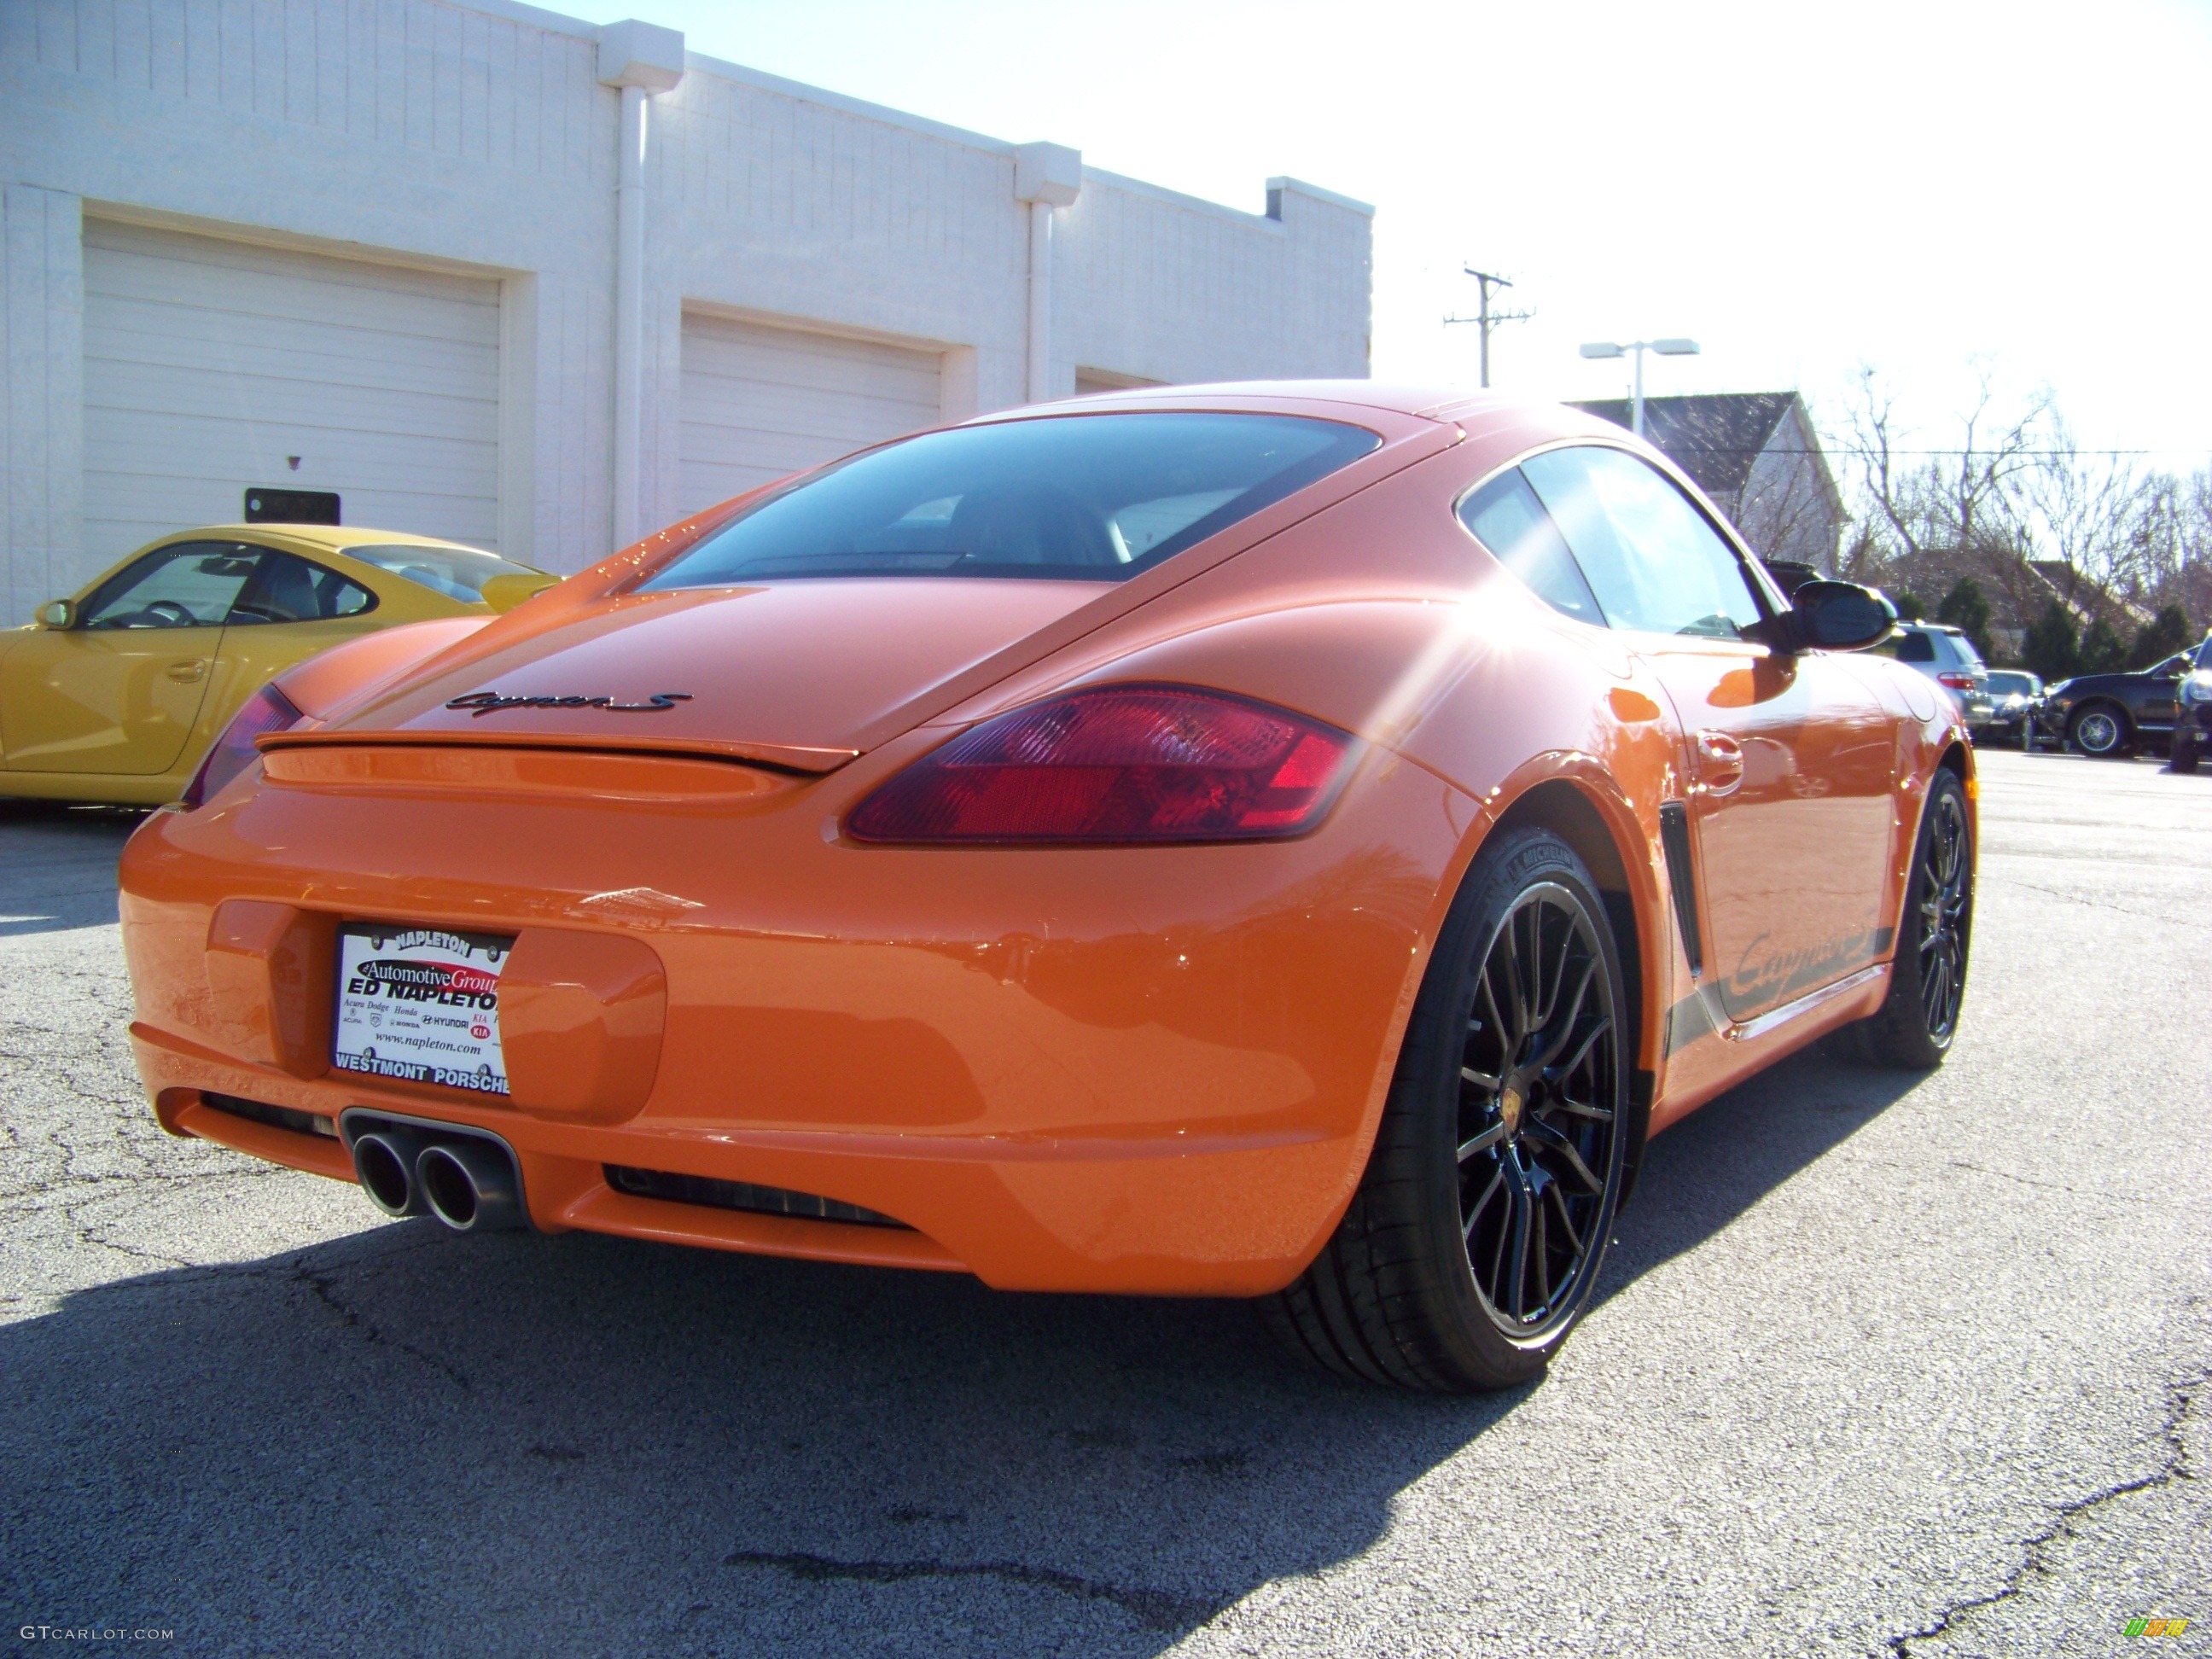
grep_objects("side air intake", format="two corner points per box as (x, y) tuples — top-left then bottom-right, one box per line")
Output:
(1658, 801), (1704, 977)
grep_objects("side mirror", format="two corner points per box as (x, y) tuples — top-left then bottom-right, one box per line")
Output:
(37, 598), (76, 629)
(480, 573), (560, 614)
(1748, 580), (1897, 655)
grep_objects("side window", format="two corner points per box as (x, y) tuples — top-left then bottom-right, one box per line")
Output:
(1894, 632), (1936, 663)
(1455, 469), (1604, 626)
(1519, 446), (1766, 639)
(79, 542), (263, 629)
(226, 550), (376, 624)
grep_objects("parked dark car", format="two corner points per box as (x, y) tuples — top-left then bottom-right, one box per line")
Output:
(2038, 648), (2200, 758)
(2168, 637), (2212, 772)
(1982, 669), (2045, 747)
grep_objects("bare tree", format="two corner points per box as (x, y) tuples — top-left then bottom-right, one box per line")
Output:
(1827, 364), (2209, 650)
(1842, 365), (2052, 576)
(2014, 416), (2157, 602)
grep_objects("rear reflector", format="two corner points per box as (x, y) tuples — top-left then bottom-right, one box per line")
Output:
(605, 1165), (910, 1230)
(201, 1091), (339, 1139)
(845, 684), (1360, 844)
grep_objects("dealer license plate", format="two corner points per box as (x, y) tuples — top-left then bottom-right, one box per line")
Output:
(333, 923), (514, 1096)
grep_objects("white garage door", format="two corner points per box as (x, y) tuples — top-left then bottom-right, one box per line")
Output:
(679, 313), (941, 516)
(82, 220), (501, 567)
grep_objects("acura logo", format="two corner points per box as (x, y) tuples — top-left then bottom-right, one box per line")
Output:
(445, 691), (693, 717)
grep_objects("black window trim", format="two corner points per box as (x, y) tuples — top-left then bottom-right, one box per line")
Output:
(1448, 436), (1792, 632)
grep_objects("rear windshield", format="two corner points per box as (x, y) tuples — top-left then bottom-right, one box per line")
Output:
(637, 411), (1380, 588)
(343, 542), (540, 602)
(1944, 632), (1985, 667)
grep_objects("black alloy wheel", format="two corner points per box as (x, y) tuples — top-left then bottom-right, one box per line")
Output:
(1260, 827), (1630, 1392)
(1848, 768), (1974, 1069)
(1455, 883), (1620, 1336)
(2069, 703), (2130, 758)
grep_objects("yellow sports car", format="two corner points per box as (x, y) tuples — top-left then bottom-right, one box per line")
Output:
(1, 525), (554, 806)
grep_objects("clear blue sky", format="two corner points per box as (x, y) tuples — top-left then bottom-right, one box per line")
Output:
(571, 0), (2212, 464)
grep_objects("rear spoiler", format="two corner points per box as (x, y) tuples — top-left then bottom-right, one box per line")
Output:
(257, 727), (858, 776)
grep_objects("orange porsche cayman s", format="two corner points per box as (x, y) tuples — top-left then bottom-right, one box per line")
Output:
(118, 385), (1973, 1391)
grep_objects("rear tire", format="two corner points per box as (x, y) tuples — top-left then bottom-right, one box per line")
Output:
(1260, 827), (1630, 1392)
(2069, 703), (2131, 758)
(1850, 769), (1973, 1069)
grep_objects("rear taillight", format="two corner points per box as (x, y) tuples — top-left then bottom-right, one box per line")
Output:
(181, 683), (304, 809)
(1936, 672), (1976, 690)
(846, 684), (1361, 844)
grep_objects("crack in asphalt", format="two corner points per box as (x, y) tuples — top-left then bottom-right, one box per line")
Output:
(1826, 1152), (2145, 1215)
(723, 1548), (1217, 1632)
(294, 1256), (473, 1394)
(1939, 1158), (2145, 1208)
(61, 1202), (195, 1270)
(1982, 873), (2181, 923)
(1880, 1359), (2203, 1656)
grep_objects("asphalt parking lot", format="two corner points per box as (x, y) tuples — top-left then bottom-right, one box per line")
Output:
(2, 747), (2205, 1658)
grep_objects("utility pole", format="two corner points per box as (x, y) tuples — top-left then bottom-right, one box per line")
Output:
(1444, 267), (1533, 388)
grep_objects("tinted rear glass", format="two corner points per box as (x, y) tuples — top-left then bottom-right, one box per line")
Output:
(344, 542), (539, 602)
(637, 412), (1380, 588)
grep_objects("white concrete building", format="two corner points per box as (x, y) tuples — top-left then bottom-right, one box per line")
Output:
(0, 1), (1373, 623)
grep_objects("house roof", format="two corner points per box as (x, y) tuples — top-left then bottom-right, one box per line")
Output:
(2025, 560), (2157, 630)
(1568, 391), (1806, 498)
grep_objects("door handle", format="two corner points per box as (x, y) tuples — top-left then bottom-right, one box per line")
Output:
(165, 660), (207, 683)
(1695, 730), (1744, 797)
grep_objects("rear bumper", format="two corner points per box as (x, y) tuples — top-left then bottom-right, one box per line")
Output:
(119, 747), (1474, 1295)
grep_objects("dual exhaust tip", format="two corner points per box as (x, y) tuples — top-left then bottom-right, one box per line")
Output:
(349, 1123), (526, 1233)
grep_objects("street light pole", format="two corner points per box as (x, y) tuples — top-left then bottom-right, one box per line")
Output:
(1578, 337), (1701, 437)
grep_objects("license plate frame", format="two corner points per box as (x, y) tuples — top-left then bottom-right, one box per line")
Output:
(331, 923), (515, 1097)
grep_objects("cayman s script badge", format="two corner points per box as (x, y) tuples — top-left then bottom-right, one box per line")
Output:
(445, 691), (693, 717)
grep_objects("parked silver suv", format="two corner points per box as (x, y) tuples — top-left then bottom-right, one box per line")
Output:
(1870, 622), (1994, 733)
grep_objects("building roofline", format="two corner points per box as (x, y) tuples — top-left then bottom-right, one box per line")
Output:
(1265, 177), (1377, 218)
(1080, 167), (1286, 232)
(444, 0), (1360, 230)
(679, 49), (1022, 160)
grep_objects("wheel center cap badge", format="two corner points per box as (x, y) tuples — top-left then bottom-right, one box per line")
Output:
(1499, 1083), (1525, 1134)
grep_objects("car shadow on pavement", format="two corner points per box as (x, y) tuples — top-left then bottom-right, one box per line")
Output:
(0, 801), (146, 937)
(0, 1046), (1920, 1659)
(1595, 1039), (1923, 1310)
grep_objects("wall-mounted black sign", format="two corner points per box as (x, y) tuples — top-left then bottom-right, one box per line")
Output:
(245, 487), (341, 525)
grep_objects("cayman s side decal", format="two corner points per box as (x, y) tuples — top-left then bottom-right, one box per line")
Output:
(445, 692), (693, 717)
